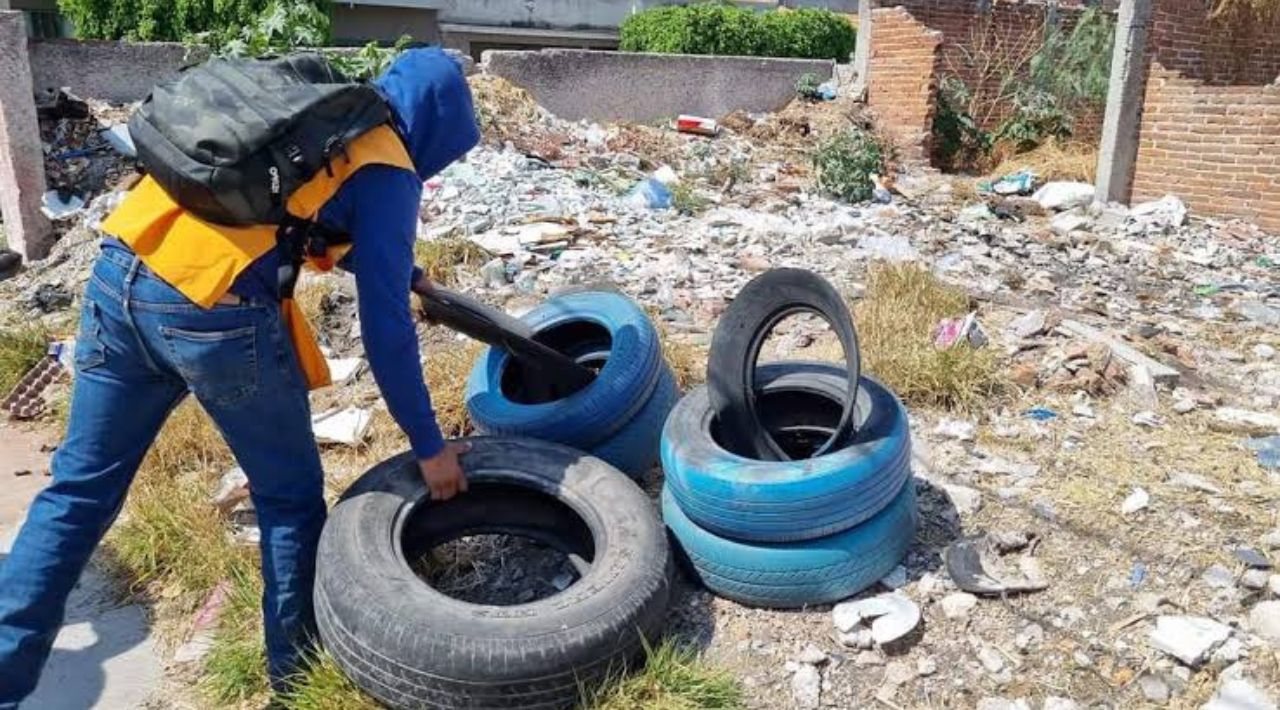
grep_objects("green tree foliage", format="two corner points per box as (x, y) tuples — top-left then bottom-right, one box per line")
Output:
(57, 0), (330, 44)
(620, 3), (856, 61)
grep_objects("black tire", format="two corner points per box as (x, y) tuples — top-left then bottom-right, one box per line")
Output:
(315, 438), (673, 710)
(707, 268), (860, 461)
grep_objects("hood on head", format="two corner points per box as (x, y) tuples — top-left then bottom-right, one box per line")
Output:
(373, 47), (480, 180)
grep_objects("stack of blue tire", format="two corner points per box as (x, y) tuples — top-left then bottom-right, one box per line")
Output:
(464, 290), (678, 479)
(660, 363), (917, 608)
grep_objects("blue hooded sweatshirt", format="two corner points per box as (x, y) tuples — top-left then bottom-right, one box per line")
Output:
(208, 48), (480, 460)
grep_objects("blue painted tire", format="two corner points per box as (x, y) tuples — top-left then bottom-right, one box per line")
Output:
(662, 362), (911, 543)
(663, 480), (917, 608)
(466, 291), (667, 478)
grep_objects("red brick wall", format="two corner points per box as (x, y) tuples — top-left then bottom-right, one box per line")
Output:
(867, 6), (944, 161)
(1132, 0), (1280, 231)
(870, 0), (1108, 159)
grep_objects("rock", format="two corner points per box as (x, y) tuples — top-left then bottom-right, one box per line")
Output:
(1254, 344), (1276, 361)
(1072, 651), (1092, 668)
(1150, 615), (1232, 666)
(976, 697), (1031, 710)
(831, 592), (920, 645)
(917, 656), (938, 676)
(884, 660), (914, 686)
(990, 530), (1031, 552)
(1173, 398), (1198, 414)
(1130, 194), (1187, 228)
(1169, 472), (1223, 495)
(795, 644), (828, 665)
(1051, 211), (1092, 236)
(1234, 547), (1272, 570)
(935, 418), (976, 441)
(1264, 530), (1280, 550)
(942, 483), (983, 517)
(1044, 698), (1079, 710)
(1133, 411), (1164, 428)
(1237, 301), (1280, 328)
(853, 650), (884, 667)
(1241, 569), (1270, 590)
(941, 592), (979, 619)
(1270, 575), (1280, 597)
(790, 663), (821, 710)
(1202, 678), (1277, 710)
(1010, 310), (1047, 338)
(1248, 601), (1280, 644)
(880, 565), (908, 590)
(1203, 564), (1236, 589)
(977, 645), (1006, 673)
(1016, 623), (1045, 652)
(1139, 673), (1171, 703)
(1121, 487), (1151, 516)
(1211, 408), (1280, 436)
(1211, 636), (1244, 665)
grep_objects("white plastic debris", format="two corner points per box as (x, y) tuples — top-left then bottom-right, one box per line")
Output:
(1121, 488), (1150, 516)
(1132, 411), (1163, 428)
(311, 407), (373, 446)
(101, 124), (137, 158)
(1150, 615), (1232, 667)
(935, 419), (976, 441)
(212, 466), (250, 514)
(41, 190), (86, 220)
(1131, 194), (1188, 229)
(832, 592), (921, 646)
(325, 357), (364, 386)
(1032, 182), (1095, 211)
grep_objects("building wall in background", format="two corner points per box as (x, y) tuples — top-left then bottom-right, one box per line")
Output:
(1132, 0), (1280, 230)
(866, 6), (941, 161)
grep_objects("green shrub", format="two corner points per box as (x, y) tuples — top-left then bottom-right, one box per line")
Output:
(812, 129), (886, 203)
(932, 76), (993, 173)
(620, 3), (855, 61)
(795, 72), (823, 100)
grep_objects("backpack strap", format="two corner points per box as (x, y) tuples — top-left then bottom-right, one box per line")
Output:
(275, 215), (352, 299)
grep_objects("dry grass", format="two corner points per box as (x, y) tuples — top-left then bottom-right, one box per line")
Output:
(414, 237), (489, 286)
(282, 652), (379, 710)
(423, 337), (484, 437)
(469, 75), (545, 143)
(654, 318), (707, 392)
(853, 264), (1004, 410)
(583, 639), (744, 710)
(0, 324), (49, 395)
(988, 139), (1098, 184)
(294, 275), (337, 326)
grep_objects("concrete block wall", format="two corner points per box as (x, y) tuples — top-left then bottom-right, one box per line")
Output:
(482, 49), (834, 124)
(1132, 0), (1280, 231)
(866, 6), (942, 162)
(0, 11), (52, 260)
(28, 39), (208, 104)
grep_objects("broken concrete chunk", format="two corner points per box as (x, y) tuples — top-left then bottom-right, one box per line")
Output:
(1043, 698), (1080, 710)
(1168, 472), (1223, 495)
(940, 592), (978, 620)
(1149, 615), (1232, 667)
(1051, 211), (1092, 236)
(941, 483), (983, 517)
(1009, 310), (1047, 339)
(1210, 408), (1280, 436)
(1033, 182), (1095, 211)
(1202, 564), (1236, 589)
(1202, 678), (1277, 710)
(1241, 569), (1270, 591)
(1121, 487), (1151, 516)
(934, 418), (976, 441)
(1138, 673), (1171, 703)
(790, 663), (821, 710)
(1248, 601), (1280, 644)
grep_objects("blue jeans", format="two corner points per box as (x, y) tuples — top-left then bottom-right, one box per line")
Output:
(0, 247), (327, 705)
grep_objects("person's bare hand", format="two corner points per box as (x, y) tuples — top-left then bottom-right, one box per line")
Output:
(419, 441), (470, 500)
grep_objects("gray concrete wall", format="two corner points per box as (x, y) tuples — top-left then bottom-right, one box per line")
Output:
(0, 11), (52, 259)
(332, 5), (441, 44)
(483, 48), (833, 123)
(28, 39), (209, 104)
(440, 0), (659, 30)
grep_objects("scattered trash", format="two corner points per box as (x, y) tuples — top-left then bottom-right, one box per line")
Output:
(816, 80), (838, 101)
(1211, 408), (1280, 436)
(1130, 194), (1187, 229)
(1032, 181), (1094, 211)
(1058, 319), (1180, 386)
(1234, 547), (1272, 570)
(934, 312), (988, 348)
(879, 565), (908, 590)
(40, 190), (86, 220)
(1130, 562), (1147, 588)
(13, 470), (33, 477)
(856, 234), (919, 262)
(982, 171), (1035, 196)
(1121, 487), (1150, 516)
(2, 349), (68, 420)
(30, 283), (74, 313)
(945, 534), (1049, 596)
(675, 115), (720, 137)
(934, 418), (976, 441)
(870, 174), (893, 204)
(1132, 411), (1163, 428)
(325, 357), (364, 386)
(212, 467), (250, 515)
(1022, 407), (1058, 422)
(832, 592), (921, 646)
(100, 124), (137, 158)
(1245, 436), (1280, 470)
(173, 581), (229, 666)
(626, 170), (676, 210)
(311, 407), (373, 446)
(1149, 615), (1231, 667)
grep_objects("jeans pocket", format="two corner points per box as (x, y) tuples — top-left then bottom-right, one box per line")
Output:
(161, 324), (259, 405)
(74, 301), (107, 373)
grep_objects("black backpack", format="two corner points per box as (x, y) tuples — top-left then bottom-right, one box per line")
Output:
(129, 53), (392, 294)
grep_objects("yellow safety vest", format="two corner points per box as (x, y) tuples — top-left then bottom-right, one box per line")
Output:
(101, 125), (416, 390)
